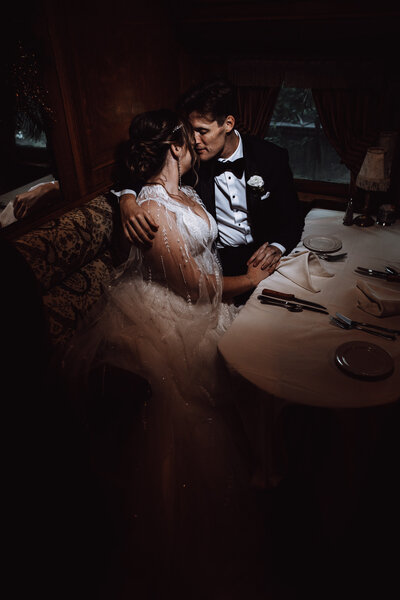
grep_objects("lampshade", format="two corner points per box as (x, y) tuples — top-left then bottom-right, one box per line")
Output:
(356, 147), (390, 192)
(378, 131), (398, 176)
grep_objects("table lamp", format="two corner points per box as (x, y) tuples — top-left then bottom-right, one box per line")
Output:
(378, 131), (398, 177)
(354, 146), (391, 227)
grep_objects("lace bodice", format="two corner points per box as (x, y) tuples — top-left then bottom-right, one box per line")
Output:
(138, 184), (218, 254)
(128, 184), (222, 305)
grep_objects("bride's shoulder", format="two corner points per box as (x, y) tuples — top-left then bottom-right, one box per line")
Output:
(137, 184), (168, 207)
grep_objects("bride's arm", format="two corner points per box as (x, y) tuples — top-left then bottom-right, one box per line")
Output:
(222, 268), (266, 302)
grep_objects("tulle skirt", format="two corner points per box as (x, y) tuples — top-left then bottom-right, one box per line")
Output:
(63, 274), (262, 597)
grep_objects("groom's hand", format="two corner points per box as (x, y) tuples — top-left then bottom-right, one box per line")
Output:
(247, 242), (282, 275)
(120, 194), (159, 247)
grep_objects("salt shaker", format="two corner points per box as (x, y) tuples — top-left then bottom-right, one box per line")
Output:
(343, 198), (354, 226)
(376, 203), (396, 226)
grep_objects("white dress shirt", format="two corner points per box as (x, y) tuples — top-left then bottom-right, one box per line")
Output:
(215, 131), (285, 254)
(112, 130), (285, 254)
(214, 131), (252, 249)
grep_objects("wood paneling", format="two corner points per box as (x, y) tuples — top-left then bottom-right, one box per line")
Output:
(2, 0), (399, 240)
(45, 0), (182, 201)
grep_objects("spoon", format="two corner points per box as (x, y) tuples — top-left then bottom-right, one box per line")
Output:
(259, 298), (303, 312)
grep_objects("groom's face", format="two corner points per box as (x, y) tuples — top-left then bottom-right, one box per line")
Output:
(189, 112), (233, 161)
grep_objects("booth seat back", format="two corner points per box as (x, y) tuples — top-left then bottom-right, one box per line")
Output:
(14, 194), (127, 349)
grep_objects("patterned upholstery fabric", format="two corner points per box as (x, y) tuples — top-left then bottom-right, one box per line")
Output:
(14, 195), (114, 292)
(42, 252), (115, 348)
(14, 195), (125, 349)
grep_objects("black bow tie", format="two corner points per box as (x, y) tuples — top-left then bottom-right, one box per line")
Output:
(214, 157), (245, 179)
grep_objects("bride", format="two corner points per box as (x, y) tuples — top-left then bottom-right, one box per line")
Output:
(64, 109), (267, 597)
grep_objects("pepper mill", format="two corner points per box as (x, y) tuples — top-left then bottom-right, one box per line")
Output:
(343, 198), (354, 226)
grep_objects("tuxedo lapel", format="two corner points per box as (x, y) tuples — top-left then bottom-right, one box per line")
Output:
(242, 137), (260, 219)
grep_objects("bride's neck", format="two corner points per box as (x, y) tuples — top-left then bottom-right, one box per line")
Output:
(148, 158), (179, 195)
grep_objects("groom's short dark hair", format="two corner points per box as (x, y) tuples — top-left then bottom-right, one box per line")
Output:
(177, 79), (237, 125)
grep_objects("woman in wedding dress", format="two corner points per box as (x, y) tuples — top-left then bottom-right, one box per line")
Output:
(64, 109), (267, 598)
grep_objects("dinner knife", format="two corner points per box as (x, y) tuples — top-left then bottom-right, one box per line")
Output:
(355, 267), (400, 282)
(261, 288), (327, 310)
(257, 295), (329, 315)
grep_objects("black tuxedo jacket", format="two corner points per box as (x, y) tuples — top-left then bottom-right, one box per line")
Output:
(115, 135), (304, 255)
(195, 135), (304, 255)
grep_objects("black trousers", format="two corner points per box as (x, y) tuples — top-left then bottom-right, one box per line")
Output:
(217, 243), (258, 305)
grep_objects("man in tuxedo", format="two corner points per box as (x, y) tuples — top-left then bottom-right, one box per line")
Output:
(116, 79), (304, 295)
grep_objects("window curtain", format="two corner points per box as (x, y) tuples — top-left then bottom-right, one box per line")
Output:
(236, 86), (280, 138)
(311, 88), (386, 193)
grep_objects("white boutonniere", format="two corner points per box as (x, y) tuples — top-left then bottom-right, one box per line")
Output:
(247, 175), (270, 200)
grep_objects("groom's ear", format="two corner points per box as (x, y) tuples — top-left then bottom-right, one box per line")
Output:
(224, 115), (235, 133)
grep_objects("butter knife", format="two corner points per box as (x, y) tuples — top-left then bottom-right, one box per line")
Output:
(261, 288), (327, 310)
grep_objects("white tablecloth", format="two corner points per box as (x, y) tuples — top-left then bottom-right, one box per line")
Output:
(219, 208), (400, 409)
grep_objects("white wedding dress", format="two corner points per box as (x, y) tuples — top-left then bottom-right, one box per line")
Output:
(63, 185), (262, 597)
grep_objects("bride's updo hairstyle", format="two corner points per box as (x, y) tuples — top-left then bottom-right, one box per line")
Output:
(127, 109), (197, 183)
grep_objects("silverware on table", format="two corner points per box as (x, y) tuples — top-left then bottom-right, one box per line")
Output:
(258, 297), (302, 312)
(335, 312), (400, 336)
(355, 267), (400, 282)
(316, 252), (347, 261)
(385, 266), (399, 276)
(332, 313), (396, 341)
(261, 288), (327, 310)
(257, 295), (329, 315)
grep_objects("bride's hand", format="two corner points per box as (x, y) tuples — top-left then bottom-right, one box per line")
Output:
(120, 194), (159, 247)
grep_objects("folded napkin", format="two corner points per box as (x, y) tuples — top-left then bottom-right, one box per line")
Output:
(276, 250), (334, 293)
(356, 279), (400, 317)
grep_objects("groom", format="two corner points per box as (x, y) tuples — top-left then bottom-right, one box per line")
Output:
(116, 79), (304, 284)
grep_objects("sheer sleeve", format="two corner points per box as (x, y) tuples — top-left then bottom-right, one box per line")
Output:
(136, 197), (221, 305)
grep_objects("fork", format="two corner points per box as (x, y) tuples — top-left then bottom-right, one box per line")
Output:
(330, 316), (396, 341)
(316, 252), (347, 261)
(335, 312), (400, 336)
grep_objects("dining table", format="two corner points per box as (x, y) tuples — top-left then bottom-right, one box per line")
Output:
(218, 206), (400, 536)
(219, 207), (400, 410)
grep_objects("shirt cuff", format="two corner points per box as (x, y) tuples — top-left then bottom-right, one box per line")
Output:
(28, 180), (57, 192)
(270, 242), (286, 255)
(111, 188), (137, 200)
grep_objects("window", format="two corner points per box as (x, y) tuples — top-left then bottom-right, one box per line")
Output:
(14, 113), (52, 188)
(266, 86), (349, 188)
(15, 126), (47, 150)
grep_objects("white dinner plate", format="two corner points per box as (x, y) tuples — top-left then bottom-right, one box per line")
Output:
(334, 341), (394, 381)
(303, 235), (342, 253)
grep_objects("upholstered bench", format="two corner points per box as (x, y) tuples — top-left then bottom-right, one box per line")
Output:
(13, 193), (128, 350)
(11, 193), (151, 489)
